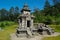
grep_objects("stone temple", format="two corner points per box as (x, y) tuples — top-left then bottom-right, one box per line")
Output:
(16, 4), (54, 37)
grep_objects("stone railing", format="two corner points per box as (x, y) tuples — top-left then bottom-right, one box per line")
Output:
(33, 23), (44, 29)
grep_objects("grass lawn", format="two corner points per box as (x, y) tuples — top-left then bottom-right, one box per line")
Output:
(50, 25), (60, 32)
(42, 35), (60, 40)
(0, 25), (17, 40)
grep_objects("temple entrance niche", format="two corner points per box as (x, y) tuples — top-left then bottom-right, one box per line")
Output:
(27, 20), (30, 27)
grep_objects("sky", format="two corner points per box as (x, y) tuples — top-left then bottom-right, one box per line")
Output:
(0, 0), (53, 11)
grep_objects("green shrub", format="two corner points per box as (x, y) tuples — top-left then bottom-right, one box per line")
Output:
(0, 22), (5, 28)
(0, 21), (17, 28)
(5, 22), (10, 26)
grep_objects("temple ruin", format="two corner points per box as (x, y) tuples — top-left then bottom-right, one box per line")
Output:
(16, 4), (54, 37)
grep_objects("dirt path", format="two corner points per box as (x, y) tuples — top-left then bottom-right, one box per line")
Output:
(10, 32), (60, 40)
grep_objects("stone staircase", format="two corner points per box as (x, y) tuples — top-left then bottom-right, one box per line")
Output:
(27, 28), (32, 37)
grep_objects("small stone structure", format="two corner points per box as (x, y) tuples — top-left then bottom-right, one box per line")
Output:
(16, 4), (54, 37)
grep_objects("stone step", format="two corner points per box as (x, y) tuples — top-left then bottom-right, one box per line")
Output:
(27, 28), (32, 37)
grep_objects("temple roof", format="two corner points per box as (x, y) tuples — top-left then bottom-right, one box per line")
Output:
(17, 14), (35, 19)
(21, 4), (31, 12)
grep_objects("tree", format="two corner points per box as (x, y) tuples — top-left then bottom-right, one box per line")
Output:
(53, 0), (60, 5)
(15, 6), (19, 14)
(44, 0), (51, 16)
(0, 8), (8, 21)
(33, 8), (43, 23)
(14, 6), (20, 20)
(0, 10), (1, 21)
(9, 7), (15, 21)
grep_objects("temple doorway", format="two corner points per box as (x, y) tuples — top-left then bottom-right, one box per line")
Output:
(27, 21), (30, 27)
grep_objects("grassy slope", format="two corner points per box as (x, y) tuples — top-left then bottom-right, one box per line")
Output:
(0, 25), (17, 40)
(50, 25), (60, 32)
(42, 35), (60, 40)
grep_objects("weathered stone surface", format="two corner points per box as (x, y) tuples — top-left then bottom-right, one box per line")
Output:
(10, 32), (60, 40)
(37, 23), (54, 35)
